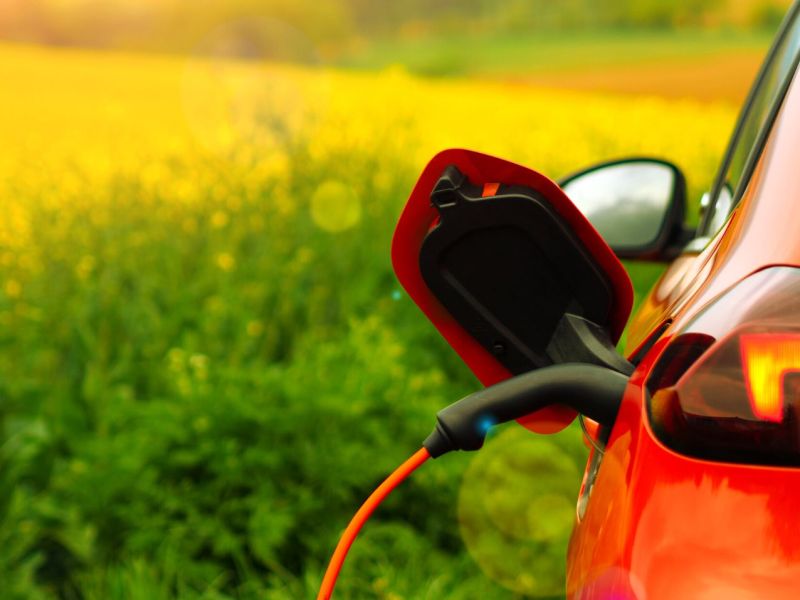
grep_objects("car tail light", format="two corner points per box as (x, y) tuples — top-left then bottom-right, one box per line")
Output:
(740, 332), (800, 422)
(647, 266), (800, 466)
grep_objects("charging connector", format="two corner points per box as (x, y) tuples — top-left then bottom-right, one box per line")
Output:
(423, 363), (629, 458)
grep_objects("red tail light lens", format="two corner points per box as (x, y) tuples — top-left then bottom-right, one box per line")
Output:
(740, 333), (800, 423)
(647, 267), (800, 466)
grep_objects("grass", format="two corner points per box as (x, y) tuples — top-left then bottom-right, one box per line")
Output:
(337, 29), (773, 102)
(0, 41), (736, 598)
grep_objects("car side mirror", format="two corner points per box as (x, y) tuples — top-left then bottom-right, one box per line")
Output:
(560, 158), (690, 261)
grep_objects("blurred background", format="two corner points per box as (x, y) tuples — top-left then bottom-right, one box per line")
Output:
(0, 1), (792, 598)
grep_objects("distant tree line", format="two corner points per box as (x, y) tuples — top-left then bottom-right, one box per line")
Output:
(351, 0), (790, 34)
(0, 0), (792, 55)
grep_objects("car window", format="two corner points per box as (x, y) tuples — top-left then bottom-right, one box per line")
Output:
(705, 184), (733, 236)
(702, 5), (800, 237)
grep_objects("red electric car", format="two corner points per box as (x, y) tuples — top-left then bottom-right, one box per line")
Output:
(566, 3), (800, 597)
(321, 3), (800, 598)
(391, 1), (800, 598)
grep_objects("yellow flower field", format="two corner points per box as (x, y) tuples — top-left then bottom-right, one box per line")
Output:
(1, 41), (734, 212)
(0, 41), (739, 598)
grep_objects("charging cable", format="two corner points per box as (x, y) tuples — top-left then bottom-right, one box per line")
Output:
(316, 448), (430, 600)
(317, 363), (628, 599)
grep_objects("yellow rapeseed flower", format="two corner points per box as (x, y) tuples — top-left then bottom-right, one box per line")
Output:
(211, 210), (229, 228)
(246, 320), (264, 337)
(215, 252), (236, 272)
(4, 279), (21, 298)
(76, 255), (96, 280)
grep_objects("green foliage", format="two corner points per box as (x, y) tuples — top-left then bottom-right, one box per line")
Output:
(337, 28), (772, 81)
(2, 136), (587, 597)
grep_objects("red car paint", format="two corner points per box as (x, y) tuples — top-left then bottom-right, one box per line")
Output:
(566, 33), (800, 599)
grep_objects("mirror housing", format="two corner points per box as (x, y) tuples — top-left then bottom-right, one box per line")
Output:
(560, 157), (690, 261)
(393, 149), (634, 433)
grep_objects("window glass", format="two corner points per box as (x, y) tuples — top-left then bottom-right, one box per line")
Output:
(705, 184), (732, 236)
(705, 12), (800, 235)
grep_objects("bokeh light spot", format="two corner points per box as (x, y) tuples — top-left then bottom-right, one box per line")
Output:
(458, 426), (582, 597)
(310, 180), (361, 232)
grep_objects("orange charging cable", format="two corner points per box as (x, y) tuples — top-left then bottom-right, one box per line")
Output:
(317, 447), (431, 600)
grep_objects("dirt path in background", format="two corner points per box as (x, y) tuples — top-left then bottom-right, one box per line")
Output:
(515, 52), (764, 104)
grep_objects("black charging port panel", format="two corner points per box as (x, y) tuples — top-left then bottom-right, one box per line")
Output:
(419, 165), (632, 376)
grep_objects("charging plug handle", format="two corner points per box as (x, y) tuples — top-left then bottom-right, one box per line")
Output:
(423, 363), (629, 458)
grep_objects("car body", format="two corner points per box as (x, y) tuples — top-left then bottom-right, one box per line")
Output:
(567, 2), (800, 597)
